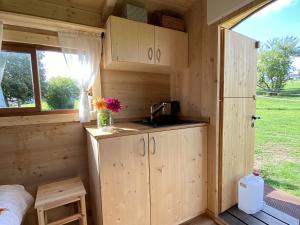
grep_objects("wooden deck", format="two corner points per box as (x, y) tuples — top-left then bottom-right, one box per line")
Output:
(264, 185), (300, 219)
(218, 205), (299, 225)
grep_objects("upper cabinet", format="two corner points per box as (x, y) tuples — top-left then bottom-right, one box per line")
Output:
(104, 16), (188, 72)
(155, 26), (188, 68)
(108, 16), (155, 64)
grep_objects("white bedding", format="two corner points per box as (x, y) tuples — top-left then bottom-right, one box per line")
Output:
(0, 185), (34, 225)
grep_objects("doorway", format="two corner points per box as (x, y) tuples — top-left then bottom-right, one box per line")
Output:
(232, 0), (300, 218)
(219, 0), (300, 220)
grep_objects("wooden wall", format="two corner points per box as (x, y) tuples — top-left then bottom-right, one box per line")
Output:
(0, 0), (103, 27)
(171, 0), (220, 216)
(0, 122), (88, 224)
(0, 68), (170, 225)
(101, 70), (170, 119)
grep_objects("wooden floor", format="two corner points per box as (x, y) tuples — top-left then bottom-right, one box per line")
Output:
(219, 205), (299, 225)
(183, 214), (217, 225)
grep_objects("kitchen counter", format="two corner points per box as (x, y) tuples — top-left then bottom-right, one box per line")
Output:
(85, 122), (208, 140)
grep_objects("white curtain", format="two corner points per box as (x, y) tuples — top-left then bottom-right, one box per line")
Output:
(58, 31), (102, 123)
(0, 22), (6, 108)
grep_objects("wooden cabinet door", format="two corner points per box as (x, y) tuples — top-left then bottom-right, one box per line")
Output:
(149, 127), (207, 225)
(99, 134), (150, 225)
(221, 98), (256, 212)
(223, 29), (257, 98)
(149, 129), (182, 225)
(138, 23), (155, 64)
(155, 26), (188, 67)
(110, 16), (139, 63)
(180, 127), (207, 221)
(110, 16), (155, 64)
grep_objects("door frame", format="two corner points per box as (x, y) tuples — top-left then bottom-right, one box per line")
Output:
(218, 27), (226, 214)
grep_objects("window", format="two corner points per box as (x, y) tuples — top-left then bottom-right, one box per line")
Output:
(0, 48), (36, 109)
(37, 49), (80, 111)
(0, 43), (80, 116)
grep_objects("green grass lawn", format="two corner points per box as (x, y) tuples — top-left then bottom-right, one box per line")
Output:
(255, 80), (300, 197)
(22, 100), (79, 110)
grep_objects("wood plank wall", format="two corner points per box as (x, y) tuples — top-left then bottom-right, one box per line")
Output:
(102, 70), (170, 119)
(171, 0), (220, 216)
(0, 122), (89, 225)
(0, 0), (102, 27)
(0, 70), (170, 225)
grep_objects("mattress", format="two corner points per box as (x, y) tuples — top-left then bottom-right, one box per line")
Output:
(0, 185), (33, 225)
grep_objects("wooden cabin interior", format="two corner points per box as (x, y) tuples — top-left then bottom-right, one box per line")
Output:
(1, 0), (298, 225)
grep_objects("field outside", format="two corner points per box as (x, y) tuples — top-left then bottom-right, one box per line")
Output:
(22, 100), (79, 111)
(255, 80), (300, 197)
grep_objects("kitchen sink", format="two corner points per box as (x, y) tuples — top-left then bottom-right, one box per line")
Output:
(133, 117), (200, 128)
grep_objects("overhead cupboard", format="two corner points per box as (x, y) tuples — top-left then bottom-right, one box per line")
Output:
(103, 16), (188, 71)
(86, 126), (207, 225)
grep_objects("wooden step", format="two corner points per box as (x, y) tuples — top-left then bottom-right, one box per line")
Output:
(43, 197), (80, 211)
(47, 213), (82, 225)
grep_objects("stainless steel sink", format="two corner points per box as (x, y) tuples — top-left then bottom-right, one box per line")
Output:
(133, 118), (200, 128)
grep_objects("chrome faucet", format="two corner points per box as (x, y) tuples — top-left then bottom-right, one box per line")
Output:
(150, 102), (167, 121)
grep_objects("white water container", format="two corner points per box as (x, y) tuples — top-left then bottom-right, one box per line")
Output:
(238, 172), (264, 214)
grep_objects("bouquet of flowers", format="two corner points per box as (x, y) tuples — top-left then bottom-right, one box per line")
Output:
(93, 98), (122, 129)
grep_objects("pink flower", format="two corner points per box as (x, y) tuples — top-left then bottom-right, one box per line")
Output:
(105, 98), (122, 113)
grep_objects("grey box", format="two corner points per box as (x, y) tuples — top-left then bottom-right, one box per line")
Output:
(122, 4), (148, 23)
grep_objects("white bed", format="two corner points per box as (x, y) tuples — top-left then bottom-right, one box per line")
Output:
(0, 185), (33, 225)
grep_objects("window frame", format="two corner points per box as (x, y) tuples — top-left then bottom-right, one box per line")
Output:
(0, 42), (79, 117)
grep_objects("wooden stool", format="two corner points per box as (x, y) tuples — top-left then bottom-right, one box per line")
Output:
(34, 177), (87, 225)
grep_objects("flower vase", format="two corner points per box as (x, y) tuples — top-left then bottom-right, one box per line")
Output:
(97, 110), (113, 131)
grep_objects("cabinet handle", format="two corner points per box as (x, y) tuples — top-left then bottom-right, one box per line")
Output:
(156, 49), (161, 63)
(148, 48), (153, 61)
(151, 137), (156, 155)
(141, 138), (146, 157)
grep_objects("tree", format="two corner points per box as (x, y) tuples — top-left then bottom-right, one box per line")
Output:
(0, 51), (47, 107)
(257, 36), (300, 93)
(44, 76), (80, 110)
(1, 52), (33, 107)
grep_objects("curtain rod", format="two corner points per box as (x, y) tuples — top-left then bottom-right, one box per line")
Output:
(0, 11), (105, 34)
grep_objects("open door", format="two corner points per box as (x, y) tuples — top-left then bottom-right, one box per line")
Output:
(219, 29), (259, 213)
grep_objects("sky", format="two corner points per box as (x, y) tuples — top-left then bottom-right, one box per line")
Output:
(233, 0), (300, 71)
(38, 51), (81, 84)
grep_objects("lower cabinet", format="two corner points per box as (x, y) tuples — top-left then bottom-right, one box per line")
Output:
(87, 126), (207, 225)
(99, 134), (150, 225)
(149, 127), (207, 225)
